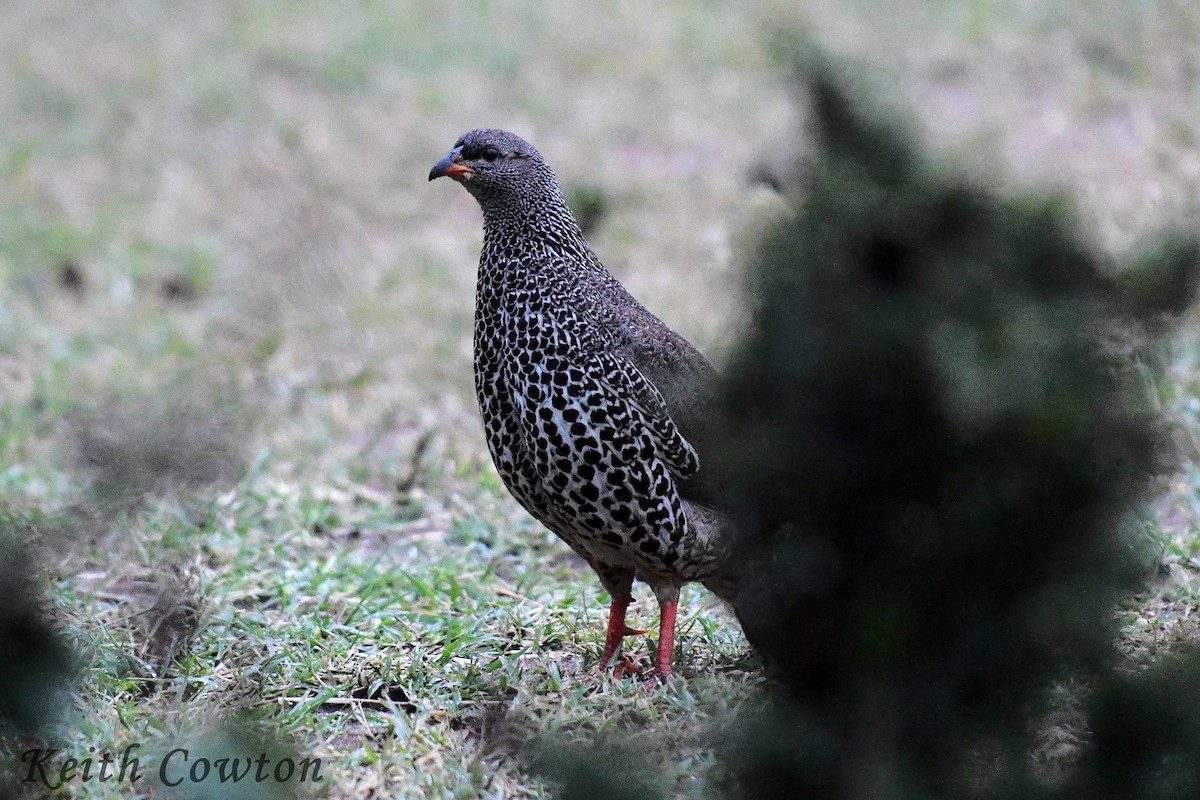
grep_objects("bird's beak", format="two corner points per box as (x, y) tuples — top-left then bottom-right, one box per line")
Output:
(428, 147), (474, 182)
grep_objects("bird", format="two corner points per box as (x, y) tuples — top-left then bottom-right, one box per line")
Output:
(429, 129), (738, 678)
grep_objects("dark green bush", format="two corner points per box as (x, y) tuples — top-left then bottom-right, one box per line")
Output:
(716, 61), (1200, 799)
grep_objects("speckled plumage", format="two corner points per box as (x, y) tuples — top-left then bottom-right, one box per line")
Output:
(430, 129), (736, 676)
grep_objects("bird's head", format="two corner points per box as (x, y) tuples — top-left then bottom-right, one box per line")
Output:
(428, 129), (556, 206)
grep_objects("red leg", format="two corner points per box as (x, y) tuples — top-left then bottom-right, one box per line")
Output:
(599, 592), (648, 671)
(655, 598), (678, 678)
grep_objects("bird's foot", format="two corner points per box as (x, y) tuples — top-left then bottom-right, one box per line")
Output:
(608, 654), (675, 687)
(582, 653), (672, 687)
(581, 653), (642, 683)
(642, 672), (670, 689)
(610, 653), (643, 679)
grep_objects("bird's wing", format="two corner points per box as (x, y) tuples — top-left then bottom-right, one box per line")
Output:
(597, 291), (720, 446)
(588, 352), (700, 480)
(498, 299), (695, 552)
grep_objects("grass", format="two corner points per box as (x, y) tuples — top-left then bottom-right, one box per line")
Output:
(1, 0), (1199, 797)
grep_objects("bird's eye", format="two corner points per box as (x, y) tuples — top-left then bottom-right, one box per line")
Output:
(481, 146), (502, 163)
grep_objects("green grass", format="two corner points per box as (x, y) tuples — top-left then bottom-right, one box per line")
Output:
(28, 477), (753, 798)
(2, 1), (1199, 797)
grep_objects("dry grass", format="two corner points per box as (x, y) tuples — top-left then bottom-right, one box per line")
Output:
(1, 1), (1198, 797)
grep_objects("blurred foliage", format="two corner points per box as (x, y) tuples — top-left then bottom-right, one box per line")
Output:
(530, 738), (667, 800)
(711, 58), (1200, 799)
(147, 714), (306, 800)
(1070, 649), (1200, 799)
(0, 516), (75, 798)
(0, 524), (73, 740)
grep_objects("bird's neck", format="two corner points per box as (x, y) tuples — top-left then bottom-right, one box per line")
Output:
(478, 191), (590, 266)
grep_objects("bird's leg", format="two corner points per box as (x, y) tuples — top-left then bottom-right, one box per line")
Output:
(599, 591), (647, 675)
(654, 597), (678, 678)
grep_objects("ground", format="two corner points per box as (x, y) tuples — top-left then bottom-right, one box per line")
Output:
(0, 1), (1197, 798)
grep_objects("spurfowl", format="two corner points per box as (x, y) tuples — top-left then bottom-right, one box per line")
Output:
(429, 129), (737, 678)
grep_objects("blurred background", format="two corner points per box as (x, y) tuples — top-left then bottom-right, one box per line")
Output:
(1, 1), (1195, 487)
(1, 1), (1198, 798)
